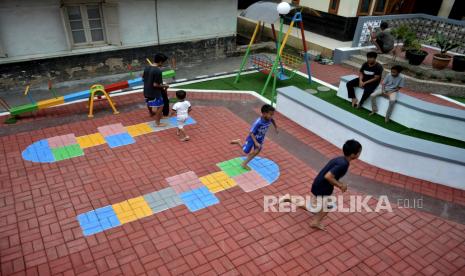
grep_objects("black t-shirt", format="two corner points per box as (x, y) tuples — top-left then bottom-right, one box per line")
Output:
(311, 156), (349, 196)
(143, 66), (163, 99)
(359, 62), (383, 87)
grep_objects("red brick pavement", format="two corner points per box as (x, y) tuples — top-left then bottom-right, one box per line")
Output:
(1, 103), (465, 275)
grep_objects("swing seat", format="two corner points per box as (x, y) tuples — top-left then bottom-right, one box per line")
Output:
(250, 54), (289, 80)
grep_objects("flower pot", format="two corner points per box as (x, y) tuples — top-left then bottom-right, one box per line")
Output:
(432, 54), (452, 70)
(406, 50), (428, 65)
(452, 55), (465, 72)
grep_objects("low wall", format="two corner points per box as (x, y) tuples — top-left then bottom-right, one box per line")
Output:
(276, 86), (465, 190)
(337, 75), (465, 142)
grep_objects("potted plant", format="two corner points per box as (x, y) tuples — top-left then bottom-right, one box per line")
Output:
(452, 55), (465, 72)
(405, 39), (428, 66)
(428, 34), (460, 70)
(390, 24), (416, 60)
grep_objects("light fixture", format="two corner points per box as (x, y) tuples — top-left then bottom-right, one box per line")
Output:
(277, 2), (291, 15)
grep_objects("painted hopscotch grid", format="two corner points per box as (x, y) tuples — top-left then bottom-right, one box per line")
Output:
(76, 156), (279, 236)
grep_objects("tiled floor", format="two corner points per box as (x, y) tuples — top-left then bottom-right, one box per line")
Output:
(1, 102), (464, 275)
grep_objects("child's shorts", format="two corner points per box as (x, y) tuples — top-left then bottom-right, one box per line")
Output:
(145, 97), (164, 108)
(242, 138), (263, 154)
(177, 115), (188, 129)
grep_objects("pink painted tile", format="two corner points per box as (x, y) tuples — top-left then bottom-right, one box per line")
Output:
(233, 171), (268, 193)
(98, 123), (126, 137)
(47, 134), (77, 148)
(166, 171), (204, 194)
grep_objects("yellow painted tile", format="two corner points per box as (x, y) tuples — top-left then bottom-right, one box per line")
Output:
(76, 135), (93, 149)
(88, 133), (106, 146)
(201, 171), (236, 193)
(37, 96), (64, 109)
(126, 123), (153, 137)
(128, 197), (152, 218)
(126, 125), (141, 137)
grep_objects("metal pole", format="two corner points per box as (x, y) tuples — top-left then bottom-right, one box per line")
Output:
(299, 19), (311, 83)
(234, 21), (261, 83)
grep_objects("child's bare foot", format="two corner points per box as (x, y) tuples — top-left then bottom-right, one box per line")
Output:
(369, 111), (376, 116)
(176, 129), (180, 136)
(310, 222), (327, 231)
(241, 163), (251, 171)
(181, 136), (190, 142)
(230, 139), (241, 145)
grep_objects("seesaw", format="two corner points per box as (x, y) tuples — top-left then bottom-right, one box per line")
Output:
(77, 155), (280, 236)
(8, 69), (175, 117)
(22, 115), (192, 163)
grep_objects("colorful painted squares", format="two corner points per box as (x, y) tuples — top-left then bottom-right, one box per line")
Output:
(200, 171), (237, 193)
(179, 186), (219, 212)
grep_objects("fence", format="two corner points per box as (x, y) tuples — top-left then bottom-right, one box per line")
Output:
(352, 14), (465, 54)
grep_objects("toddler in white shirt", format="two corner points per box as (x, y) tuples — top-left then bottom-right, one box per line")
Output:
(172, 90), (192, 141)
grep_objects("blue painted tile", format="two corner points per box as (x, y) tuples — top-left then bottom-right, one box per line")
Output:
(105, 133), (135, 148)
(241, 157), (280, 184)
(179, 186), (219, 212)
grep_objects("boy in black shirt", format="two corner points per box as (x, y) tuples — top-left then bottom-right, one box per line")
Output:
(281, 140), (362, 231)
(346, 51), (383, 108)
(143, 53), (168, 127)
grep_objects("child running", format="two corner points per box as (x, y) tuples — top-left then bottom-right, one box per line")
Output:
(231, 104), (278, 170)
(172, 90), (192, 141)
(281, 139), (362, 231)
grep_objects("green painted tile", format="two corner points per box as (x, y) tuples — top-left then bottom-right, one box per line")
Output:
(52, 147), (68, 161)
(217, 158), (249, 177)
(66, 144), (84, 157)
(52, 144), (83, 161)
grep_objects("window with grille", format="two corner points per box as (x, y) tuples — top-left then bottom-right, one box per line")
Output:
(65, 4), (105, 45)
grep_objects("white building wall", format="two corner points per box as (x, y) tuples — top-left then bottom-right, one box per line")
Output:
(0, 0), (237, 60)
(157, 0), (237, 44)
(118, 0), (158, 46)
(0, 0), (69, 57)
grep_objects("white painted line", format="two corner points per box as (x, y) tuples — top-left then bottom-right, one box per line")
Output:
(214, 72), (228, 76)
(433, 94), (465, 108)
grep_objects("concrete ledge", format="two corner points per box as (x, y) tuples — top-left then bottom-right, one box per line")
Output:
(276, 86), (465, 190)
(337, 75), (465, 142)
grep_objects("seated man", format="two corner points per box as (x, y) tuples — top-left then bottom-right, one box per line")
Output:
(369, 65), (405, 123)
(368, 21), (394, 54)
(346, 51), (384, 108)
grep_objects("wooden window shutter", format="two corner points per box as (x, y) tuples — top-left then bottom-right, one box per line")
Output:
(102, 2), (121, 46)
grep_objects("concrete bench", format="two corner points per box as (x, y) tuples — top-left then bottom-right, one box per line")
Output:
(336, 75), (465, 142)
(276, 85), (465, 190)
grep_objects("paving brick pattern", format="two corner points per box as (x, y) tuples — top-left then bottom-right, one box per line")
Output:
(1, 98), (465, 275)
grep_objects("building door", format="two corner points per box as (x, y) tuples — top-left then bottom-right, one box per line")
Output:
(387, 0), (416, 14)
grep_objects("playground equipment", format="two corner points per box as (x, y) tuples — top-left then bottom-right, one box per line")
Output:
(235, 1), (312, 103)
(6, 67), (176, 118)
(87, 84), (119, 118)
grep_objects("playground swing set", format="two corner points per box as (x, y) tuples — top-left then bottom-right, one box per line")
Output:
(3, 59), (176, 123)
(235, 6), (312, 104)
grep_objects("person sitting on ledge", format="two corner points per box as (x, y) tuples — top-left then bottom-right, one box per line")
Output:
(346, 51), (384, 108)
(369, 65), (405, 123)
(368, 21), (394, 54)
